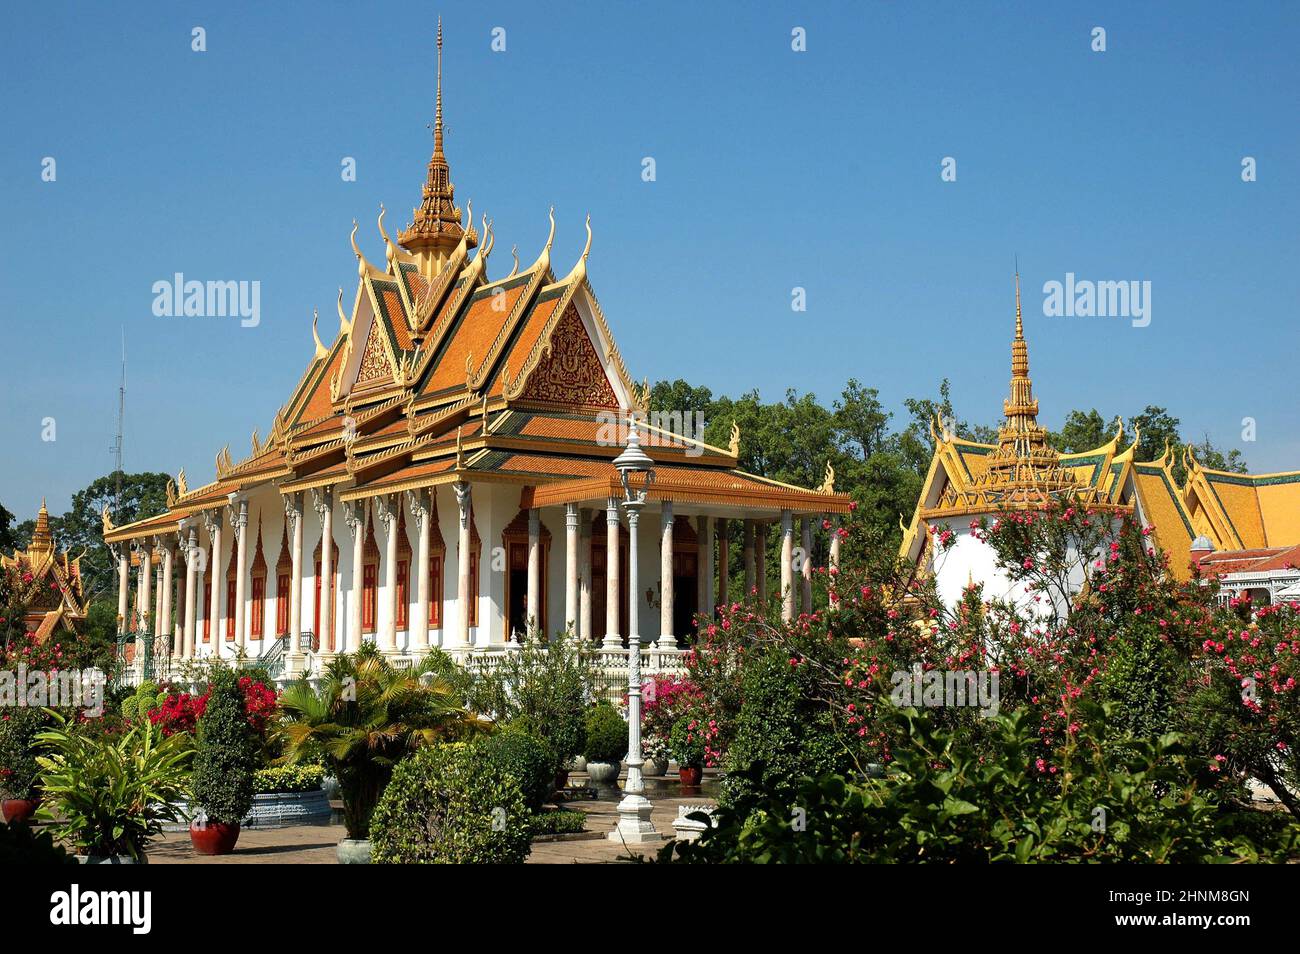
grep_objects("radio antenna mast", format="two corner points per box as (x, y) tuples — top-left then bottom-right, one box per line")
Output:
(111, 328), (125, 516)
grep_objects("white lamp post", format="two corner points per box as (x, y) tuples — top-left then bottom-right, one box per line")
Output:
(608, 424), (662, 843)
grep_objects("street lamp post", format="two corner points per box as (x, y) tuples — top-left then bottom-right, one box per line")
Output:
(609, 424), (662, 843)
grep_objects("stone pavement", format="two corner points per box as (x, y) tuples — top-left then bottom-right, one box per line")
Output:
(149, 772), (717, 865)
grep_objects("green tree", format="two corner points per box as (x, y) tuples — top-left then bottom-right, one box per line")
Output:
(1051, 408), (1111, 452)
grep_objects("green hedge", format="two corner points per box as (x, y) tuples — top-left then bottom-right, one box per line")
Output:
(481, 728), (556, 812)
(0, 708), (49, 799)
(192, 669), (258, 824)
(583, 703), (626, 764)
(370, 742), (531, 864)
(253, 764), (325, 794)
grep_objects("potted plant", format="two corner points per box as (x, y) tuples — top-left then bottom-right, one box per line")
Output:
(36, 713), (192, 863)
(642, 675), (703, 777)
(0, 709), (47, 823)
(277, 644), (481, 863)
(246, 764), (331, 828)
(583, 702), (626, 785)
(190, 668), (258, 855)
(670, 713), (708, 787)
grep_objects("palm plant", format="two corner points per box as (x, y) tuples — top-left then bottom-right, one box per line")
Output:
(35, 712), (193, 861)
(276, 644), (483, 840)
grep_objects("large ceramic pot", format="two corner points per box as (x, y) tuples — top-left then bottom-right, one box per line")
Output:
(567, 756), (587, 773)
(1, 798), (40, 824)
(585, 760), (621, 785)
(643, 757), (669, 777)
(679, 766), (703, 787)
(337, 838), (372, 864)
(190, 820), (241, 855)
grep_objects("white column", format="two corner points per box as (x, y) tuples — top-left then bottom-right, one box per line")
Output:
(451, 482), (473, 650)
(696, 515), (710, 633)
(345, 501), (365, 654)
(608, 494), (660, 843)
(160, 538), (174, 658)
(743, 519), (756, 596)
(716, 519), (730, 607)
(657, 500), (675, 650)
(409, 490), (431, 654)
(135, 543), (150, 671)
(377, 495), (399, 653)
(564, 503), (579, 635)
(231, 496), (249, 653)
(205, 511), (222, 658)
(286, 493), (304, 667)
(116, 546), (129, 638)
(578, 508), (592, 641)
(756, 522), (768, 603)
(801, 517), (814, 613)
(316, 488), (335, 654)
(828, 516), (841, 609)
(183, 525), (198, 659)
(153, 545), (165, 650)
(603, 497), (621, 650)
(780, 509), (794, 622)
(527, 508), (541, 636)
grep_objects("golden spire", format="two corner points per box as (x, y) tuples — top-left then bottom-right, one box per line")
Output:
(399, 18), (474, 271)
(30, 498), (54, 558)
(984, 268), (1074, 498)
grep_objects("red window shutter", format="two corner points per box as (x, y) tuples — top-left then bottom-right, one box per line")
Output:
(226, 581), (236, 640)
(363, 564), (377, 633)
(251, 577), (265, 638)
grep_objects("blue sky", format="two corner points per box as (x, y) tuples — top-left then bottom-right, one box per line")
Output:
(2, 1), (1297, 519)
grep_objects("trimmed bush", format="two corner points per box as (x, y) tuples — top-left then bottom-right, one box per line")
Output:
(0, 708), (49, 799)
(120, 695), (138, 721)
(192, 668), (259, 825)
(370, 742), (531, 864)
(583, 702), (626, 764)
(253, 764), (325, 795)
(528, 809), (587, 837)
(482, 727), (556, 812)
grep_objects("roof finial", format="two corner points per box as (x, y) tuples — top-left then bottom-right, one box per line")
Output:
(434, 16), (444, 155)
(1014, 257), (1023, 341)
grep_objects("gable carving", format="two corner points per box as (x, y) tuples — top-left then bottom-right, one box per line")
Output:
(517, 305), (618, 408)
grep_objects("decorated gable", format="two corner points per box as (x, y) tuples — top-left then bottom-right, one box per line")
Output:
(517, 304), (618, 409)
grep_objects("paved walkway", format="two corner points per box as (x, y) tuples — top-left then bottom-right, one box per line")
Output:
(149, 773), (717, 864)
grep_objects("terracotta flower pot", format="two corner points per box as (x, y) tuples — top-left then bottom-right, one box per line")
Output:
(1, 798), (40, 824)
(678, 766), (703, 787)
(189, 819), (241, 855)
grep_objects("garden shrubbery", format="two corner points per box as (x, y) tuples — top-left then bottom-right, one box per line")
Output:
(191, 668), (259, 827)
(370, 741), (531, 864)
(583, 701), (626, 764)
(480, 726), (556, 813)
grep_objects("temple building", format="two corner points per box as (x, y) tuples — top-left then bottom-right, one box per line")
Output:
(102, 27), (847, 680)
(901, 276), (1300, 612)
(2, 500), (87, 642)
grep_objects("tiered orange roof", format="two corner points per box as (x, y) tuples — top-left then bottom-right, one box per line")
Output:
(2, 500), (88, 640)
(104, 30), (847, 548)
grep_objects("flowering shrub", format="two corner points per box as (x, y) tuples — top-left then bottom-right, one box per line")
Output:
(150, 691), (207, 738)
(642, 674), (703, 761)
(668, 709), (718, 770)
